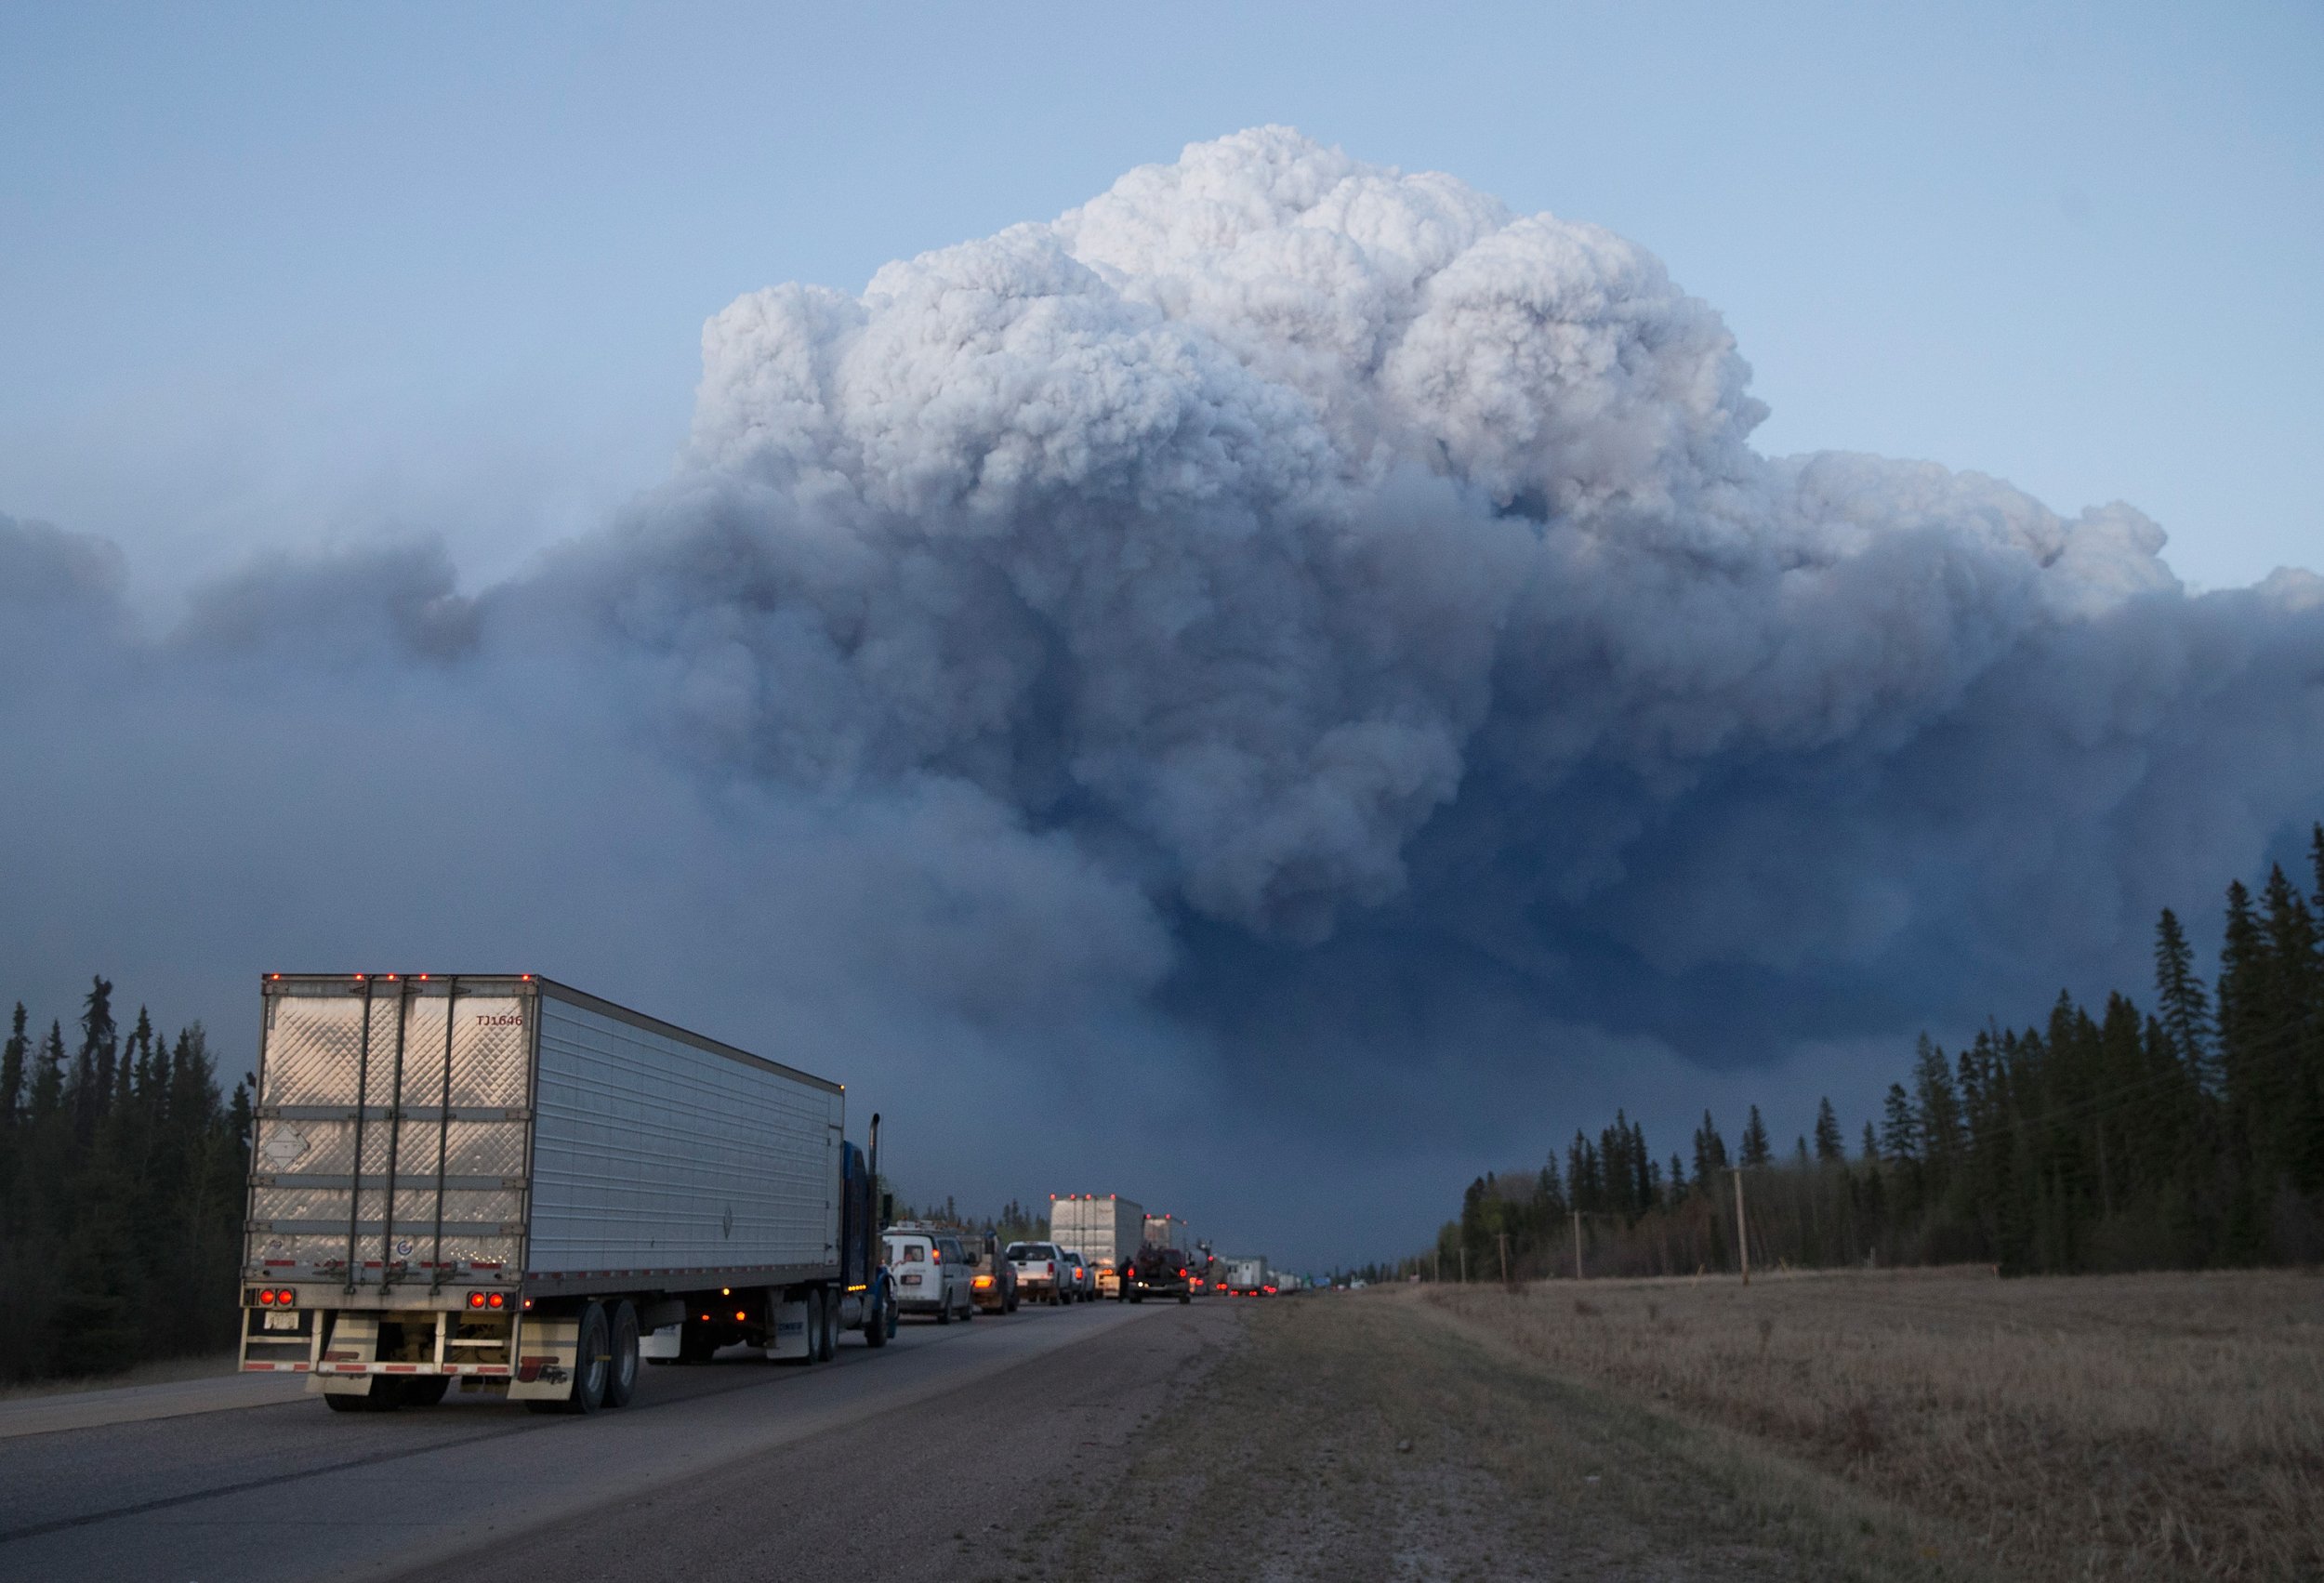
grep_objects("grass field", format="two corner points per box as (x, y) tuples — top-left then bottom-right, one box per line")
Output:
(1426, 1265), (2324, 1581)
(1044, 1289), (1977, 1581)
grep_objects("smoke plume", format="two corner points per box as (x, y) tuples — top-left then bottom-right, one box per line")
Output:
(4, 129), (2320, 1260)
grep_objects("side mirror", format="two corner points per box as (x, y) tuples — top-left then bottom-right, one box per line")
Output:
(880, 1193), (893, 1226)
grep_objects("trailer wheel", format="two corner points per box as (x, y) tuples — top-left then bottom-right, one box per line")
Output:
(604, 1301), (640, 1406)
(400, 1376), (451, 1407)
(1179, 1291), (1192, 1305)
(865, 1287), (891, 1348)
(531, 1301), (610, 1415)
(816, 1291), (838, 1361)
(799, 1288), (825, 1363)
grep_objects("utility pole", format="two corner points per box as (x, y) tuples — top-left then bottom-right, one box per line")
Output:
(1497, 1232), (1510, 1288)
(1572, 1209), (1583, 1281)
(1734, 1168), (1750, 1286)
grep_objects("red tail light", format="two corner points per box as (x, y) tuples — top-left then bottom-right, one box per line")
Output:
(468, 1291), (485, 1309)
(733, 1310), (746, 1322)
(1179, 1268), (1188, 1278)
(257, 1288), (276, 1306)
(277, 1289), (296, 1306)
(487, 1292), (506, 1310)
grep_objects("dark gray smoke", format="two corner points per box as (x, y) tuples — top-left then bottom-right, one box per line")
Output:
(4, 129), (2320, 1262)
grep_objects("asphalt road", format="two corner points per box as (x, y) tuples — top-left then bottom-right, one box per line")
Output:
(0, 1297), (1235, 1583)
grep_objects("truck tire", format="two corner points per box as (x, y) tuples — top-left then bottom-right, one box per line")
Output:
(324, 1378), (402, 1413)
(531, 1301), (610, 1415)
(604, 1300), (640, 1406)
(1179, 1291), (1192, 1305)
(961, 1289), (976, 1321)
(864, 1287), (891, 1348)
(400, 1375), (451, 1407)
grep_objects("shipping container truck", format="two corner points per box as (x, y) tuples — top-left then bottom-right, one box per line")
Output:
(237, 973), (897, 1415)
(1222, 1256), (1271, 1294)
(1049, 1194), (1144, 1297)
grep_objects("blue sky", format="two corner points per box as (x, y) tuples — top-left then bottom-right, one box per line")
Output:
(4, 1), (2318, 602)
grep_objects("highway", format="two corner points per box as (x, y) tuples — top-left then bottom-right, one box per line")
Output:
(0, 1299), (1235, 1582)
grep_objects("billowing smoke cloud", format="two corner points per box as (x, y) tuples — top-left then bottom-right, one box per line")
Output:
(4, 129), (2320, 1261)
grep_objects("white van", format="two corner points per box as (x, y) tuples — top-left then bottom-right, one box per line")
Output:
(884, 1224), (976, 1323)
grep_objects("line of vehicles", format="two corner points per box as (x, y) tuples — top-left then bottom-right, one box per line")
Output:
(232, 974), (1291, 1418)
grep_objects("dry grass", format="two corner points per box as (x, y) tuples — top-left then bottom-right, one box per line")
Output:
(1041, 1291), (1966, 1581)
(1426, 1265), (2324, 1581)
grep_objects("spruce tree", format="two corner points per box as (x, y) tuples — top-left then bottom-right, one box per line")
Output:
(1880, 1083), (1919, 1162)
(30, 1022), (64, 1119)
(2154, 907), (2216, 1089)
(1860, 1120), (1880, 1162)
(1813, 1097), (1845, 1162)
(1913, 1036), (1964, 1191)
(1692, 1111), (1729, 1183)
(0, 1004), (25, 1125)
(1739, 1105), (1772, 1167)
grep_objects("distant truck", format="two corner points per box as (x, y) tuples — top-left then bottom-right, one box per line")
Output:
(1120, 1242), (1193, 1304)
(1222, 1256), (1271, 1295)
(1142, 1213), (1192, 1256)
(238, 973), (896, 1414)
(1050, 1194), (1144, 1297)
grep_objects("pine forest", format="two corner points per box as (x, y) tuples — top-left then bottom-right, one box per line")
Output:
(0, 979), (250, 1381)
(1435, 826), (2324, 1285)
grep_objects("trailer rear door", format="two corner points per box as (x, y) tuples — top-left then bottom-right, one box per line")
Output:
(246, 976), (534, 1294)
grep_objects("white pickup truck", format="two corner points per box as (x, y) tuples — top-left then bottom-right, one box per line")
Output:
(1006, 1241), (1075, 1305)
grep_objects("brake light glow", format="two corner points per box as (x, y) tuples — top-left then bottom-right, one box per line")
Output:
(733, 1310), (746, 1322)
(468, 1291), (486, 1309)
(257, 1288), (276, 1306)
(487, 1292), (506, 1310)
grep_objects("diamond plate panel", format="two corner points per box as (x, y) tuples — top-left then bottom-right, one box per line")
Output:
(448, 996), (530, 1108)
(261, 989), (372, 1106)
(396, 991), (456, 1108)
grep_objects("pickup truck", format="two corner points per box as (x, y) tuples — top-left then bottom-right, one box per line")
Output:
(1007, 1241), (1074, 1305)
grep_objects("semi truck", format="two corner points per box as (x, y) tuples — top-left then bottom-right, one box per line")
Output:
(1049, 1194), (1144, 1297)
(237, 973), (896, 1414)
(1142, 1213), (1192, 1256)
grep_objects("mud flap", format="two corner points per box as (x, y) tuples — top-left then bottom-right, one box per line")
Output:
(507, 1313), (580, 1402)
(767, 1296), (810, 1360)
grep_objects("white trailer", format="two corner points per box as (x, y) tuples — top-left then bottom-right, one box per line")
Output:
(238, 973), (896, 1415)
(1049, 1194), (1144, 1296)
(1222, 1256), (1271, 1294)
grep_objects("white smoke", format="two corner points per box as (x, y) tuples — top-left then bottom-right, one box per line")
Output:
(4, 128), (2320, 1260)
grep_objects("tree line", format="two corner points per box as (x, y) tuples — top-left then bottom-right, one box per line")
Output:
(0, 977), (251, 1380)
(1431, 826), (2324, 1283)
